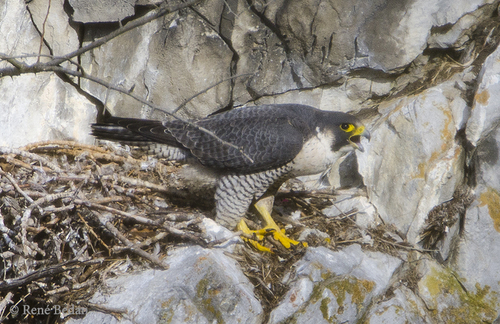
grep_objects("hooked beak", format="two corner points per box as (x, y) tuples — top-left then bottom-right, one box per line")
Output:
(349, 126), (371, 152)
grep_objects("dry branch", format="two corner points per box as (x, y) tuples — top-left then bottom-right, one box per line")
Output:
(0, 141), (220, 315)
(0, 258), (103, 292)
(103, 219), (167, 269)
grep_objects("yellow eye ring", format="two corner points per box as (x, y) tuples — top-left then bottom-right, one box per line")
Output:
(340, 123), (355, 132)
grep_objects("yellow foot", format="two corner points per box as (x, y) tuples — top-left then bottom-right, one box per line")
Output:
(237, 219), (272, 253)
(237, 197), (308, 252)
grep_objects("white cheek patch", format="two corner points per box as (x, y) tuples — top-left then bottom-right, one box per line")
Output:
(291, 130), (347, 176)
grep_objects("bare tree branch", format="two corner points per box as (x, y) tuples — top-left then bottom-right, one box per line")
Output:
(0, 0), (258, 164)
(0, 0), (202, 74)
(38, 0), (52, 63)
(171, 73), (255, 114)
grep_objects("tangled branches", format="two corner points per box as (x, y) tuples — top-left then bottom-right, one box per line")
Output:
(0, 141), (220, 322)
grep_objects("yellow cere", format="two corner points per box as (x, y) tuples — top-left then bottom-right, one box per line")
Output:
(352, 125), (365, 136)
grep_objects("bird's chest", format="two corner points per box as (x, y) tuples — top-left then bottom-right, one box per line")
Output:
(290, 132), (344, 176)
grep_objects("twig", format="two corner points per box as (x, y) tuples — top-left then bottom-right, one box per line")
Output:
(122, 231), (168, 249)
(171, 73), (254, 114)
(0, 292), (14, 319)
(74, 199), (157, 226)
(78, 212), (111, 256)
(87, 151), (138, 164)
(372, 236), (437, 253)
(20, 192), (75, 257)
(104, 220), (167, 269)
(0, 156), (35, 171)
(0, 258), (103, 291)
(0, 211), (23, 255)
(0, 0), (202, 74)
(24, 140), (139, 164)
(79, 302), (128, 321)
(23, 192), (75, 218)
(0, 147), (62, 172)
(45, 278), (96, 296)
(22, 140), (110, 154)
(100, 175), (170, 193)
(42, 204), (75, 215)
(38, 0), (52, 63)
(160, 220), (205, 244)
(0, 168), (35, 205)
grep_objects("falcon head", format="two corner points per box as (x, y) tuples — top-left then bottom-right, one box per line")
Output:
(339, 121), (371, 152)
(323, 111), (370, 153)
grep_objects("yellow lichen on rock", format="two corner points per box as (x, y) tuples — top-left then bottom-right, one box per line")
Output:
(479, 188), (500, 233)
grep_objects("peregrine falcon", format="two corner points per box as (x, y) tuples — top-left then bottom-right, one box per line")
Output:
(91, 104), (370, 252)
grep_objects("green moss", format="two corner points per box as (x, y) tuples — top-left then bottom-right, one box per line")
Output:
(158, 309), (174, 324)
(158, 297), (175, 324)
(326, 277), (375, 310)
(195, 276), (225, 324)
(422, 266), (499, 323)
(310, 274), (375, 322)
(196, 278), (210, 298)
(320, 297), (332, 322)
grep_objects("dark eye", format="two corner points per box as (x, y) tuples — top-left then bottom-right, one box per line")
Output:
(341, 123), (350, 130)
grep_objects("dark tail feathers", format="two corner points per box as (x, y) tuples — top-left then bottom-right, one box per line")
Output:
(91, 117), (180, 147)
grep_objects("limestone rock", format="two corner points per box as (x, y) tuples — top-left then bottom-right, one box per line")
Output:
(80, 11), (233, 119)
(0, 73), (96, 147)
(193, 0), (226, 29)
(66, 246), (263, 324)
(68, 0), (136, 23)
(418, 259), (499, 322)
(0, 0), (50, 67)
(144, 13), (233, 118)
(357, 79), (469, 243)
(270, 0), (383, 85)
(27, 0), (80, 61)
(357, 0), (497, 72)
(79, 20), (158, 119)
(363, 286), (432, 324)
(268, 245), (402, 323)
(428, 3), (498, 49)
(451, 125), (500, 314)
(253, 86), (365, 114)
(222, 0), (296, 105)
(0, 0), (93, 147)
(466, 40), (500, 146)
(261, 0), (496, 86)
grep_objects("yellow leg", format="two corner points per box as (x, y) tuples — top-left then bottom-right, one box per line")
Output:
(238, 196), (308, 252)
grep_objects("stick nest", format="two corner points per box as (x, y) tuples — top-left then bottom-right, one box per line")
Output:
(0, 141), (217, 323)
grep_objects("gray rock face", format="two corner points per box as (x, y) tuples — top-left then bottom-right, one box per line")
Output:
(0, 74), (97, 147)
(68, 0), (136, 23)
(144, 14), (233, 118)
(358, 78), (469, 243)
(466, 39), (500, 146)
(66, 246), (263, 324)
(2, 0), (500, 322)
(28, 0), (80, 63)
(356, 0), (497, 71)
(364, 286), (431, 324)
(268, 245), (402, 323)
